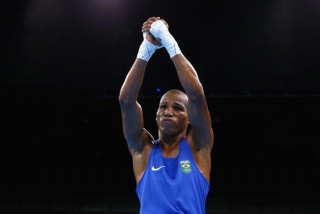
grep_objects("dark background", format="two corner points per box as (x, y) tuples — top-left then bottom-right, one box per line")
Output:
(1, 0), (320, 213)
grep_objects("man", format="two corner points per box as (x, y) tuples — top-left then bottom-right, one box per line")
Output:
(118, 17), (214, 214)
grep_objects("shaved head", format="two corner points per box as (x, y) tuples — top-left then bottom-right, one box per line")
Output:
(160, 89), (188, 105)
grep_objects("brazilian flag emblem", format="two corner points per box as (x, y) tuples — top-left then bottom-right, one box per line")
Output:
(180, 160), (191, 174)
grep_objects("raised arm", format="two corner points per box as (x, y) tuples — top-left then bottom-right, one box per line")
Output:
(119, 17), (163, 152)
(119, 58), (148, 153)
(119, 17), (165, 183)
(172, 55), (213, 150)
(150, 20), (214, 151)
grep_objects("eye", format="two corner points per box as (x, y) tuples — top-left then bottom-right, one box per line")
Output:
(174, 106), (182, 111)
(160, 105), (166, 109)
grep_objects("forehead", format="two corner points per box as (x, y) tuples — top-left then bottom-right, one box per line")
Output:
(159, 92), (188, 105)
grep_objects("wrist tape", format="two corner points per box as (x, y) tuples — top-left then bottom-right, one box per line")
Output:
(150, 20), (181, 58)
(137, 33), (162, 61)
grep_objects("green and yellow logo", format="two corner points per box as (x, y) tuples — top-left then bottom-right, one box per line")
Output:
(180, 160), (191, 174)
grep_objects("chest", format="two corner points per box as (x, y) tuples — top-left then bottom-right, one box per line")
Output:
(161, 147), (179, 158)
(151, 147), (193, 180)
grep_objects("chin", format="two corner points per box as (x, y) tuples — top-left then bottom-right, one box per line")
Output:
(161, 128), (176, 137)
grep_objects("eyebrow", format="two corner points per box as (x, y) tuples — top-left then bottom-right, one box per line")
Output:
(174, 103), (184, 108)
(160, 102), (185, 108)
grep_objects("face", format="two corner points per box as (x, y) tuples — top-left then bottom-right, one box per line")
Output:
(156, 91), (189, 137)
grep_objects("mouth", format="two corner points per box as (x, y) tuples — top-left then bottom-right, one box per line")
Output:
(162, 119), (174, 124)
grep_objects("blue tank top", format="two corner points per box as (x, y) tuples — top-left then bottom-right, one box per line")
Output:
(136, 137), (210, 214)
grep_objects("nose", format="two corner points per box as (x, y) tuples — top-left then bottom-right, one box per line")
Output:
(164, 107), (173, 116)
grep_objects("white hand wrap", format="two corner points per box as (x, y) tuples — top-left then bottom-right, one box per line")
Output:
(137, 33), (162, 62)
(150, 20), (181, 58)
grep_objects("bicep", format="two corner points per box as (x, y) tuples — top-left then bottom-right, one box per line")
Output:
(187, 96), (214, 150)
(120, 102), (145, 151)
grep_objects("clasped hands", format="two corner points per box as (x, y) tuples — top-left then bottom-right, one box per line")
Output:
(141, 17), (169, 48)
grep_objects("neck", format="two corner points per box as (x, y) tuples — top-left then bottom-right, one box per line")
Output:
(159, 134), (184, 149)
(158, 128), (187, 143)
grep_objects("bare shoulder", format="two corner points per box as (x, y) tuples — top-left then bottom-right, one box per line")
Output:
(186, 126), (214, 153)
(131, 128), (154, 183)
(128, 128), (154, 155)
(186, 128), (213, 183)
